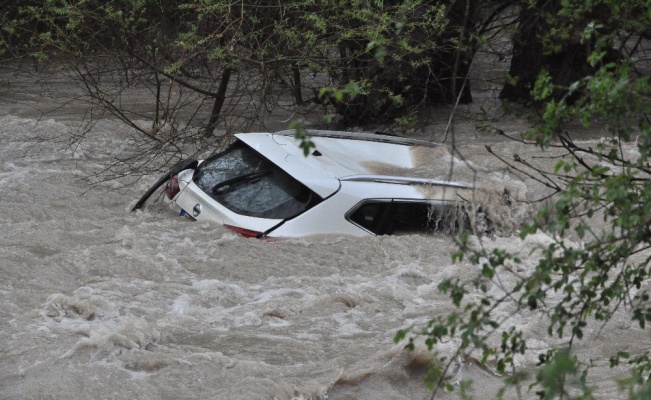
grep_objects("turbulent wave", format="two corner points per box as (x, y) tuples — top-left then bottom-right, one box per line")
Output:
(0, 113), (633, 399)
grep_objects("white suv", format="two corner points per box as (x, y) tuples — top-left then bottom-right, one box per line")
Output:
(134, 130), (479, 238)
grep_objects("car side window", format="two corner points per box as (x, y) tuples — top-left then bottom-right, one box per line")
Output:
(348, 200), (470, 235)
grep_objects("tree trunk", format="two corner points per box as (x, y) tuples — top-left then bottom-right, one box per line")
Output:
(291, 62), (303, 106)
(445, 0), (473, 105)
(499, 4), (548, 103)
(205, 67), (232, 136)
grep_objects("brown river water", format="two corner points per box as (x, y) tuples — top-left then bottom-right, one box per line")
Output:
(0, 68), (647, 400)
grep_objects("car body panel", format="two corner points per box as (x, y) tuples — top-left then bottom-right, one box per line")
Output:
(235, 130), (442, 198)
(236, 132), (342, 198)
(270, 181), (469, 237)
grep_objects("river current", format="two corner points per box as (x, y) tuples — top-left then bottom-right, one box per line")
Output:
(0, 70), (646, 400)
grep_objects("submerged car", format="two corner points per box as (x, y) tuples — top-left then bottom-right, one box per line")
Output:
(133, 130), (481, 238)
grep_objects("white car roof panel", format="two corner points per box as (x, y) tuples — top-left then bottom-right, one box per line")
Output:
(235, 130), (446, 198)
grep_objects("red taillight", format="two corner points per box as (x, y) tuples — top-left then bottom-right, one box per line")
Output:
(224, 224), (263, 238)
(165, 175), (180, 199)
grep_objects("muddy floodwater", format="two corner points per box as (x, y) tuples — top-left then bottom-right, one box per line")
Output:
(0, 69), (647, 400)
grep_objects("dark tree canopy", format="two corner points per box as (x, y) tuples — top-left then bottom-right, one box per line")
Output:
(501, 0), (648, 104)
(0, 0), (509, 130)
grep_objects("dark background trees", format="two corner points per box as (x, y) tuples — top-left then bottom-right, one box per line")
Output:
(3, 0), (646, 133)
(0, 0), (513, 134)
(500, 1), (650, 104)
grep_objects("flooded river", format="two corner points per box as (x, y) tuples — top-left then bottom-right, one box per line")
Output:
(0, 69), (645, 400)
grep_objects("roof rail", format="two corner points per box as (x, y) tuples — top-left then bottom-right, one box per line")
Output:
(340, 175), (470, 188)
(273, 130), (439, 148)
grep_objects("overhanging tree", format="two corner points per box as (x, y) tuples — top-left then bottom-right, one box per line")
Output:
(1, 0), (516, 181)
(2, 1), (517, 138)
(397, 0), (651, 397)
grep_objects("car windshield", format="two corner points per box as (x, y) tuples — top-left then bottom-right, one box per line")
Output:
(193, 141), (320, 219)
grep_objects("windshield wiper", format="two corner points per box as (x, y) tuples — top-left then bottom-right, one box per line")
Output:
(212, 170), (272, 196)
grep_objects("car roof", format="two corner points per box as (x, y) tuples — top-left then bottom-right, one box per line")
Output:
(235, 130), (468, 198)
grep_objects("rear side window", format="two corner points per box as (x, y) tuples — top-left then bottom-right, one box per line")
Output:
(193, 141), (320, 219)
(348, 200), (472, 235)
